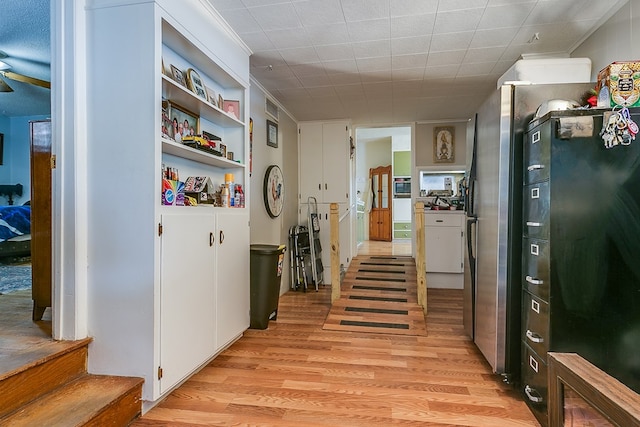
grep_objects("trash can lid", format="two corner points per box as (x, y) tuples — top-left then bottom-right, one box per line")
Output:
(250, 244), (286, 254)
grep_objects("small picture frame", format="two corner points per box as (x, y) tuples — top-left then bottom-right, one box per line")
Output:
(185, 68), (208, 101)
(223, 99), (240, 120)
(206, 87), (218, 107)
(433, 126), (455, 163)
(164, 100), (200, 144)
(218, 94), (224, 110)
(267, 119), (278, 148)
(170, 64), (185, 86)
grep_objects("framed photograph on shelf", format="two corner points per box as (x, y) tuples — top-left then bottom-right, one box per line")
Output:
(266, 119), (278, 148)
(185, 68), (208, 101)
(163, 100), (199, 143)
(170, 64), (185, 86)
(433, 126), (455, 163)
(218, 94), (224, 110)
(206, 87), (218, 107)
(223, 99), (240, 120)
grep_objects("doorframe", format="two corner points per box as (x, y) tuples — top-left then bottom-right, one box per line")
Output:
(50, 0), (89, 340)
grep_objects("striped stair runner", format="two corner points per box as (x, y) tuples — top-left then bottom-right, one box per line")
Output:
(322, 255), (427, 336)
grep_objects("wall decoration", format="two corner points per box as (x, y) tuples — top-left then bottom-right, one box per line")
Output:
(223, 99), (240, 120)
(163, 100), (199, 143)
(249, 117), (253, 176)
(170, 64), (185, 86)
(185, 68), (208, 101)
(267, 119), (278, 148)
(263, 164), (284, 218)
(433, 126), (455, 163)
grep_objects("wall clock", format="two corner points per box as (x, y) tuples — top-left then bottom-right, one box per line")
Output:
(263, 165), (284, 218)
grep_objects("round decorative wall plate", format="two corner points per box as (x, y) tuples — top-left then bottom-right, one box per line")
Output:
(263, 164), (284, 218)
(185, 68), (208, 101)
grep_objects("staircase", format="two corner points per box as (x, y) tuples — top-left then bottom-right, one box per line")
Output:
(0, 337), (143, 426)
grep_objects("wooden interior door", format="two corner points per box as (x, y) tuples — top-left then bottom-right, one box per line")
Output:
(30, 120), (52, 321)
(369, 165), (392, 241)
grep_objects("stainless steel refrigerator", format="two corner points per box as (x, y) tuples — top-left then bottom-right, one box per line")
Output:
(463, 83), (593, 382)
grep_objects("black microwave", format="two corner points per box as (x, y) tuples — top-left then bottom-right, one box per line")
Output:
(393, 178), (411, 197)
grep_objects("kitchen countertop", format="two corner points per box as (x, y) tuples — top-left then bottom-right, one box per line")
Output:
(423, 209), (464, 214)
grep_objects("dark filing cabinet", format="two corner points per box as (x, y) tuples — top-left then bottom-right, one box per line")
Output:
(521, 109), (640, 426)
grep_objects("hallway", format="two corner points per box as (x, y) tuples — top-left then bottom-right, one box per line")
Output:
(135, 240), (538, 426)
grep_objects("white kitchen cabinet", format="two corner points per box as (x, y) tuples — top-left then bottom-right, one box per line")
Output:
(299, 121), (351, 204)
(85, 0), (250, 406)
(159, 213), (217, 394)
(215, 211), (250, 349)
(424, 212), (464, 273)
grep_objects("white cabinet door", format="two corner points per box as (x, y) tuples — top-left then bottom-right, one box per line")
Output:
(322, 122), (349, 203)
(424, 214), (464, 273)
(160, 213), (216, 394)
(299, 122), (349, 204)
(299, 122), (324, 202)
(216, 211), (250, 349)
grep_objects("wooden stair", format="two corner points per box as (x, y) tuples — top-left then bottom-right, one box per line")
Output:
(0, 337), (143, 426)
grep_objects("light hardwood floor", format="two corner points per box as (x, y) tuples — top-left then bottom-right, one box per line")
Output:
(134, 240), (539, 426)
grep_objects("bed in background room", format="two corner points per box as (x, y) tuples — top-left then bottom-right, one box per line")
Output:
(0, 204), (31, 258)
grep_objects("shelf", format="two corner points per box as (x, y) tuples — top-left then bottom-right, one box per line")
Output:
(162, 76), (244, 128)
(162, 138), (245, 169)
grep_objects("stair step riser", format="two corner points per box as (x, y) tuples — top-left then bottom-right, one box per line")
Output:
(0, 345), (87, 419)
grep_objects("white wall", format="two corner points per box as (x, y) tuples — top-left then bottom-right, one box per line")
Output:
(573, 1), (640, 78)
(249, 81), (298, 295)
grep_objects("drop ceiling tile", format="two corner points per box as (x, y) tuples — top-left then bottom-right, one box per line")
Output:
(439, 0), (490, 11)
(469, 27), (519, 48)
(424, 64), (460, 79)
(429, 32), (474, 52)
(294, 0), (345, 26)
(305, 23), (351, 46)
(363, 81), (393, 98)
(356, 56), (392, 72)
(393, 80), (424, 96)
(426, 50), (467, 66)
(360, 69), (393, 83)
(307, 86), (339, 98)
(347, 19), (391, 42)
(215, 8), (261, 33)
(391, 14), (436, 38)
(207, 0), (245, 10)
(342, 0), (390, 22)
(290, 62), (328, 77)
(463, 46), (506, 63)
(241, 0), (293, 7)
(298, 73), (333, 87)
(241, 31), (276, 51)
(336, 83), (367, 97)
(456, 61), (496, 76)
(353, 40), (391, 59)
(433, 9), (483, 35)
(265, 28), (312, 49)
(392, 67), (425, 80)
(328, 72), (362, 85)
(487, 0), (535, 6)
(523, 0), (587, 25)
(250, 50), (287, 68)
(323, 59), (359, 74)
(248, 3), (302, 31)
(391, 36), (431, 56)
(315, 44), (355, 61)
(279, 46), (321, 64)
(392, 53), (427, 70)
(390, 0), (438, 17)
(477, 4), (534, 30)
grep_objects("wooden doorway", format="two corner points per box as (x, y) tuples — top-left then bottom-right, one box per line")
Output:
(30, 120), (52, 321)
(369, 165), (392, 241)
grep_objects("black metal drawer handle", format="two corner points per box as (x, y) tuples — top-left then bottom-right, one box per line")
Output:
(526, 275), (544, 285)
(526, 330), (544, 343)
(524, 385), (543, 403)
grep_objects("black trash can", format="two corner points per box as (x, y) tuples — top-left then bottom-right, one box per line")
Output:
(249, 244), (286, 329)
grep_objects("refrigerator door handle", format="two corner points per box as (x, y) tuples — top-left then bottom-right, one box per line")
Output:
(526, 275), (544, 285)
(466, 216), (477, 262)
